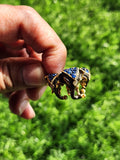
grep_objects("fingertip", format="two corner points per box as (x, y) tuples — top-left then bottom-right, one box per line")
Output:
(20, 103), (35, 119)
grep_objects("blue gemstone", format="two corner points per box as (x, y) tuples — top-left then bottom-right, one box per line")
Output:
(52, 73), (57, 76)
(72, 69), (77, 73)
(73, 67), (77, 71)
(64, 70), (67, 73)
(82, 67), (85, 71)
(72, 68), (77, 74)
(68, 70), (71, 74)
(48, 73), (57, 81)
(64, 69), (69, 72)
(64, 68), (72, 74)
(72, 74), (76, 78)
(86, 69), (89, 73)
(81, 67), (89, 73)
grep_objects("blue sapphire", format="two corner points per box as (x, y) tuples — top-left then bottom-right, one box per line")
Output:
(82, 67), (85, 71)
(64, 68), (72, 74)
(73, 67), (77, 71)
(72, 74), (76, 78)
(48, 73), (57, 81)
(72, 67), (77, 72)
(86, 69), (89, 73)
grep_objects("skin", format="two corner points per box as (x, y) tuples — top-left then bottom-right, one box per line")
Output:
(0, 5), (67, 119)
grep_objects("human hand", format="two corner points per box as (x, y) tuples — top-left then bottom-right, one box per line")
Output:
(0, 5), (67, 119)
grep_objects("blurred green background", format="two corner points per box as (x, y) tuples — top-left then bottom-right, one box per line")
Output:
(0, 0), (120, 160)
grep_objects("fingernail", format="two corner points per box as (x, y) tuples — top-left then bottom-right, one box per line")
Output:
(21, 103), (35, 119)
(23, 64), (45, 86)
(19, 100), (29, 115)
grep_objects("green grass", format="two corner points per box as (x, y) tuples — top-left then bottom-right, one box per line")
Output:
(0, 0), (120, 159)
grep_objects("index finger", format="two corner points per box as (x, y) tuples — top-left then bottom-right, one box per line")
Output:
(0, 5), (67, 73)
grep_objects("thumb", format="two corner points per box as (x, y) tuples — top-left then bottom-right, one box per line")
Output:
(0, 57), (46, 93)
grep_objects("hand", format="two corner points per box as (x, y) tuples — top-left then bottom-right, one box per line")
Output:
(0, 5), (67, 119)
